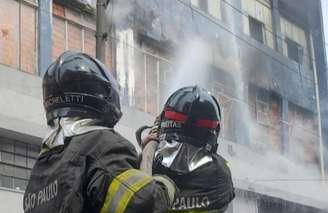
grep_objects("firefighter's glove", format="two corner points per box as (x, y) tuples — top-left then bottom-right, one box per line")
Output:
(141, 116), (161, 149)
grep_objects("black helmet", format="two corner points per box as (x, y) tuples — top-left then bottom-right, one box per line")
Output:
(159, 86), (221, 152)
(43, 51), (122, 127)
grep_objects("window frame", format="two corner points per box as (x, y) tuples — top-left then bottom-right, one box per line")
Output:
(191, 0), (222, 20)
(255, 90), (270, 126)
(248, 16), (265, 44)
(286, 37), (304, 64)
(0, 138), (39, 191)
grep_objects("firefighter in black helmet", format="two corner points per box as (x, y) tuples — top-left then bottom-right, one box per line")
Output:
(143, 86), (235, 212)
(24, 51), (176, 213)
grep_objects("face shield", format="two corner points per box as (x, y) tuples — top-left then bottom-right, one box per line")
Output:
(154, 138), (213, 174)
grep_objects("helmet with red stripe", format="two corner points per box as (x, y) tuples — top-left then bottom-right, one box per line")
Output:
(159, 86), (221, 153)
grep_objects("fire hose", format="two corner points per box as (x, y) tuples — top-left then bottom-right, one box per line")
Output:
(135, 125), (158, 175)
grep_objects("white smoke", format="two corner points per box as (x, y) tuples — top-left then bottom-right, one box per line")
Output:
(105, 0), (135, 29)
(166, 37), (212, 98)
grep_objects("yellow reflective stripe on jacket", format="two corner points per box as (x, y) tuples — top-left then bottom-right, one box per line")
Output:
(100, 169), (152, 213)
(114, 175), (152, 212)
(100, 169), (135, 213)
(225, 160), (230, 168)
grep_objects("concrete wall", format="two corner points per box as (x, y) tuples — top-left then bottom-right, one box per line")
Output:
(0, 188), (24, 213)
(0, 64), (45, 145)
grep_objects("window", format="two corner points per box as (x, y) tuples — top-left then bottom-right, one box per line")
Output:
(256, 90), (270, 125)
(1, 176), (13, 189)
(117, 31), (172, 115)
(256, 100), (270, 125)
(249, 17), (264, 43)
(191, 0), (221, 20)
(52, 3), (108, 66)
(241, 0), (274, 48)
(286, 38), (303, 64)
(198, 0), (208, 12)
(0, 137), (40, 191)
(280, 16), (311, 69)
(0, 0), (37, 74)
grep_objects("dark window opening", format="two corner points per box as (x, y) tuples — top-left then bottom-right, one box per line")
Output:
(286, 38), (303, 64)
(199, 0), (208, 13)
(249, 16), (264, 43)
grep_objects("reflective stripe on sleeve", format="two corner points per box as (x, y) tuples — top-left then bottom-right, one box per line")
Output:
(225, 160), (230, 167)
(100, 169), (152, 213)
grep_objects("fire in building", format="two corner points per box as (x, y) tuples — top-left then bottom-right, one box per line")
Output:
(0, 0), (328, 212)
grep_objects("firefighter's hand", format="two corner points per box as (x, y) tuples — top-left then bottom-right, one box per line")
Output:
(141, 116), (161, 149)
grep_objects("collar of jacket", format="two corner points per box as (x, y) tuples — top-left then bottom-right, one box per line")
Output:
(41, 117), (111, 154)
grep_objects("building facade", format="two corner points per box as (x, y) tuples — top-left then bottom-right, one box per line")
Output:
(0, 0), (327, 212)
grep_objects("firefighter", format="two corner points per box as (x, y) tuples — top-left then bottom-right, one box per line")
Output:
(23, 51), (176, 213)
(142, 86), (235, 212)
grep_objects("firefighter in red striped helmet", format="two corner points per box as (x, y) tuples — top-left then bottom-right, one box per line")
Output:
(145, 86), (235, 212)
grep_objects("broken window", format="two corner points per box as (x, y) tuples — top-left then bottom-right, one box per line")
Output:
(280, 16), (311, 69)
(241, 0), (274, 48)
(249, 16), (264, 44)
(286, 38), (303, 64)
(248, 85), (283, 151)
